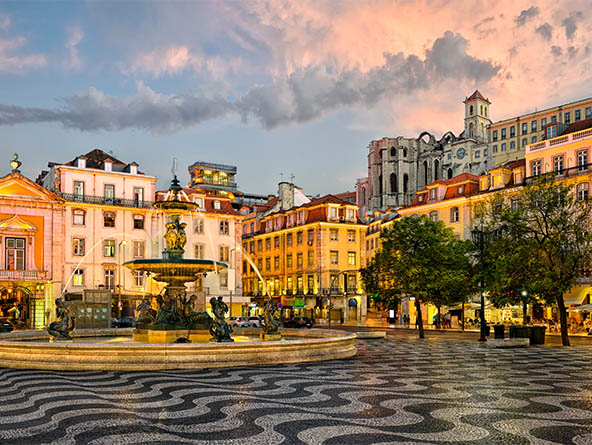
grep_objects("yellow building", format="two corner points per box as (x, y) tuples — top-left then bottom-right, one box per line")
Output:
(241, 195), (367, 322)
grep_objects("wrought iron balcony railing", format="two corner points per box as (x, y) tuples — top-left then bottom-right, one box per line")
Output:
(58, 192), (154, 209)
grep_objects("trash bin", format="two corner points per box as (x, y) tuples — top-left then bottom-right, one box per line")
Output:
(494, 324), (505, 339)
(530, 326), (546, 345)
(485, 324), (491, 336)
(509, 325), (517, 338)
(523, 326), (533, 340)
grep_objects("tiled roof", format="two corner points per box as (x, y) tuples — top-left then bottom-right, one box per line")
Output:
(50, 148), (143, 173)
(496, 159), (526, 170)
(409, 173), (480, 206)
(563, 117), (592, 136)
(464, 90), (490, 103)
(334, 191), (356, 203)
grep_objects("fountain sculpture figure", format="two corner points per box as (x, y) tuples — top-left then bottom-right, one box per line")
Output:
(261, 298), (282, 341)
(48, 297), (76, 341)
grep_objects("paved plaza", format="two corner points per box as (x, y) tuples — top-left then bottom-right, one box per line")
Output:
(1, 334), (592, 444)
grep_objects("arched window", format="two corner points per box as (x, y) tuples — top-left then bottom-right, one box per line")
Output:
(360, 186), (366, 206)
(434, 160), (439, 180)
(450, 207), (459, 223)
(403, 174), (409, 193)
(470, 105), (473, 115)
(485, 107), (488, 117)
(577, 182), (589, 201)
(423, 160), (428, 185)
(480, 105), (483, 115)
(429, 211), (438, 222)
(390, 173), (397, 193)
(378, 149), (382, 159)
(469, 122), (474, 137)
(390, 147), (396, 158)
(447, 168), (453, 179)
(403, 148), (407, 158)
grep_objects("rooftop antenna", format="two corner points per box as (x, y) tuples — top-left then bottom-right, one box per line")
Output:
(172, 157), (178, 178)
(290, 173), (295, 183)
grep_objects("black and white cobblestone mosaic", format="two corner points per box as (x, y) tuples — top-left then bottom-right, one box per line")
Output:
(2, 336), (592, 444)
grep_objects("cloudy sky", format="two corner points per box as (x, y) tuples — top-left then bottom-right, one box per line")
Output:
(0, 1), (591, 195)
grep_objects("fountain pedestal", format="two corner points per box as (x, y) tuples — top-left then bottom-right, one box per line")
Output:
(260, 332), (282, 341)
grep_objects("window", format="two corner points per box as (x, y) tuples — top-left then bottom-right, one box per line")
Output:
(133, 271), (145, 287)
(541, 117), (547, 128)
(257, 240), (262, 251)
(501, 128), (506, 139)
(348, 252), (356, 266)
(457, 185), (464, 194)
(308, 275), (315, 294)
(104, 269), (115, 290)
(297, 231), (303, 245)
(531, 160), (542, 176)
(194, 218), (204, 234)
(531, 120), (537, 132)
(249, 241), (254, 253)
(286, 233), (292, 246)
(73, 269), (84, 286)
(403, 174), (409, 193)
(5, 237), (25, 270)
(475, 150), (480, 159)
(274, 236), (280, 249)
(347, 230), (355, 242)
(307, 229), (314, 244)
(484, 148), (488, 156)
(429, 211), (438, 222)
(194, 243), (204, 259)
(265, 238), (271, 250)
(219, 220), (229, 235)
(564, 112), (571, 124)
(510, 126), (515, 137)
(133, 241), (145, 258)
(133, 214), (144, 229)
(193, 196), (204, 209)
(133, 187), (144, 206)
(450, 207), (459, 223)
(522, 138), (527, 147)
(521, 122), (527, 134)
(73, 209), (85, 225)
(104, 212), (115, 228)
(501, 143), (506, 152)
(73, 238), (85, 256)
(73, 181), (84, 200)
(576, 109), (581, 121)
(103, 240), (115, 257)
(104, 184), (114, 203)
(329, 207), (338, 219)
(297, 253), (303, 268)
(219, 271), (228, 289)
(308, 250), (314, 266)
(578, 150), (588, 170)
(586, 107), (592, 119)
(330, 229), (338, 241)
(330, 250), (339, 265)
(265, 257), (271, 270)
(531, 136), (537, 143)
(274, 256), (280, 270)
(510, 141), (515, 150)
(429, 189), (436, 200)
(286, 254), (293, 268)
(213, 200), (221, 210)
(492, 175), (501, 186)
(553, 155), (564, 173)
(493, 145), (498, 153)
(346, 208), (355, 220)
(492, 130), (498, 141)
(219, 245), (229, 262)
(297, 276), (303, 293)
(577, 183), (589, 201)
(257, 258), (262, 271)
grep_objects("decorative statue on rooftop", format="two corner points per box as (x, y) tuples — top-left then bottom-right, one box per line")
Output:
(48, 297), (76, 341)
(263, 299), (280, 334)
(209, 296), (233, 342)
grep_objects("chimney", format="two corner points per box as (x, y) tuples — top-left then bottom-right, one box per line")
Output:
(278, 181), (294, 210)
(77, 156), (87, 169)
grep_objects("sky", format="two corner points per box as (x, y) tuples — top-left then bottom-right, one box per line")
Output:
(0, 0), (591, 196)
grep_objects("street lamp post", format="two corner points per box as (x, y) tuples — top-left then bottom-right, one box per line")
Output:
(118, 240), (127, 319)
(471, 228), (489, 342)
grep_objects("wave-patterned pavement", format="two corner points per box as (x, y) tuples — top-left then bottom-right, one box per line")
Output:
(1, 337), (592, 444)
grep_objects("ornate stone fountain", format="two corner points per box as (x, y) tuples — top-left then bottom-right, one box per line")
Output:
(123, 175), (232, 343)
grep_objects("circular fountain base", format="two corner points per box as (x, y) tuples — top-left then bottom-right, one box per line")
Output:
(0, 329), (357, 371)
(133, 328), (211, 343)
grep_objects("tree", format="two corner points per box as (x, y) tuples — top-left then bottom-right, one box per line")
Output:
(477, 175), (592, 346)
(361, 250), (401, 313)
(364, 215), (460, 339)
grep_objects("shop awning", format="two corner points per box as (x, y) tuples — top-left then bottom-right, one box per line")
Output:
(568, 304), (592, 312)
(563, 286), (590, 305)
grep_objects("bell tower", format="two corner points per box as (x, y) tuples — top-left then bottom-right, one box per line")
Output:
(463, 90), (491, 142)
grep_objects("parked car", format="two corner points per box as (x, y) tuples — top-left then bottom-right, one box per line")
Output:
(0, 318), (14, 333)
(232, 317), (252, 328)
(248, 316), (261, 328)
(283, 317), (313, 328)
(114, 317), (137, 328)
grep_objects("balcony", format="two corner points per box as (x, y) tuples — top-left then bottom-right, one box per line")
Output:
(0, 270), (47, 280)
(524, 162), (592, 185)
(526, 127), (592, 155)
(58, 192), (154, 209)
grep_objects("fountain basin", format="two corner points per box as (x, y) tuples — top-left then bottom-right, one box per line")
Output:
(0, 328), (357, 371)
(123, 258), (228, 285)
